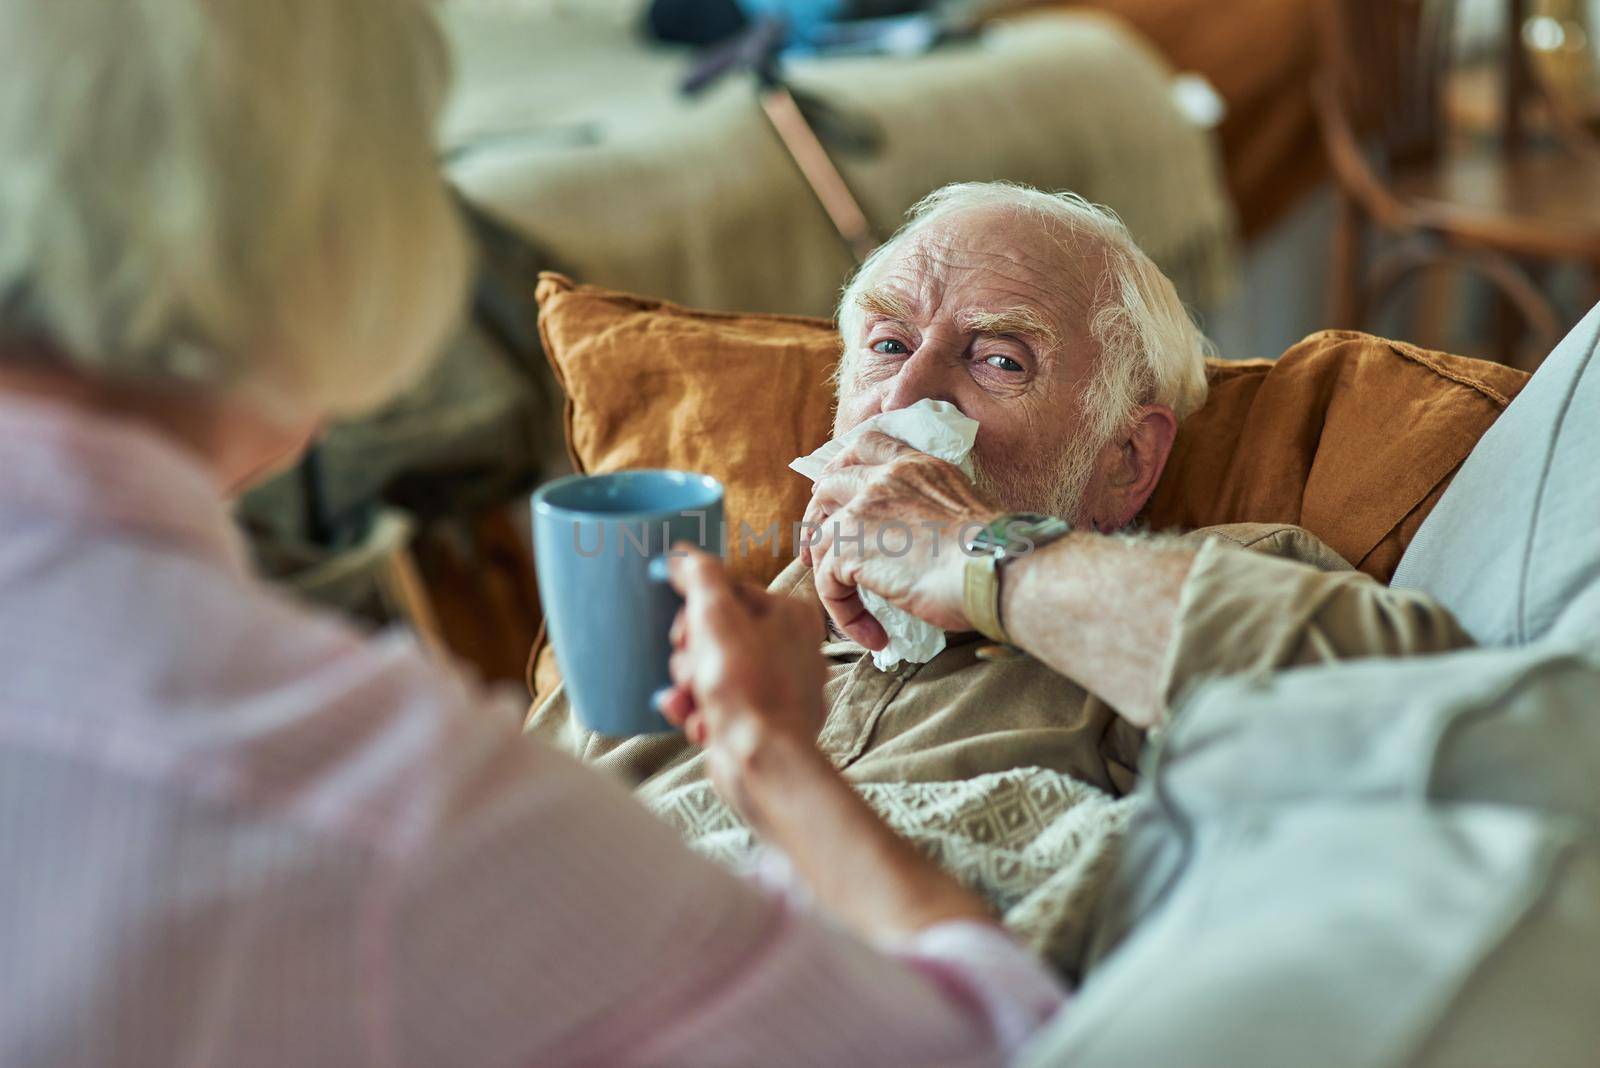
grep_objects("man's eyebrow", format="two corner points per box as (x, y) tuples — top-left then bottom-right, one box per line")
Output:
(961, 307), (1060, 349)
(855, 288), (917, 322)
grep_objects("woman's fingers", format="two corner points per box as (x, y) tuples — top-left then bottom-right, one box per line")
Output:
(662, 546), (827, 750)
(669, 648), (693, 686)
(665, 544), (725, 598)
(672, 577), (775, 690)
(782, 595), (831, 643)
(667, 547), (747, 643)
(669, 606), (687, 650)
(732, 577), (773, 615)
(664, 549), (786, 741)
(655, 683), (696, 727)
(670, 561), (767, 634)
(684, 711), (708, 747)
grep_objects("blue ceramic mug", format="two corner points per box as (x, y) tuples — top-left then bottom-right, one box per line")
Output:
(532, 470), (725, 736)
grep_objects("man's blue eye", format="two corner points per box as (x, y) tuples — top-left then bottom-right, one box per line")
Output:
(985, 355), (1024, 372)
(872, 339), (908, 355)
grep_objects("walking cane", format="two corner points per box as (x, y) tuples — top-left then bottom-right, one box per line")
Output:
(682, 17), (881, 263)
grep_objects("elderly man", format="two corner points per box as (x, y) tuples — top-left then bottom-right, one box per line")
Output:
(529, 182), (1472, 968)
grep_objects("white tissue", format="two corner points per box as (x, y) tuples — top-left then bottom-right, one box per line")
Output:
(790, 399), (980, 671)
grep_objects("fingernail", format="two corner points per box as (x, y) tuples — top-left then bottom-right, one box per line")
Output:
(648, 556), (671, 584)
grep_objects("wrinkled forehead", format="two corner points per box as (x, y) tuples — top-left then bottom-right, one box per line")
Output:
(857, 210), (1102, 337)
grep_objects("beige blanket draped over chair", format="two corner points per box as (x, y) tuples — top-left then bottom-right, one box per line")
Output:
(441, 1), (1240, 318)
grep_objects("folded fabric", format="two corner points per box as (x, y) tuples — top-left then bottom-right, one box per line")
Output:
(790, 399), (980, 669)
(1024, 643), (1600, 1067)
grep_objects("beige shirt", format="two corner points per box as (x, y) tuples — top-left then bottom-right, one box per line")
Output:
(527, 524), (1474, 802)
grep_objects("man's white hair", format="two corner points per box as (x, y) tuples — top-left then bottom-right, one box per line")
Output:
(0, 0), (470, 422)
(837, 182), (1211, 446)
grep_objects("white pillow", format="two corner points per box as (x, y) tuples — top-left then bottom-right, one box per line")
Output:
(1392, 301), (1600, 646)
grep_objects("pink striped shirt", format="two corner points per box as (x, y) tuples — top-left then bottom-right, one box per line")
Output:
(0, 394), (1064, 1067)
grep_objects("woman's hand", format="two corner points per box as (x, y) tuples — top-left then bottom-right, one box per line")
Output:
(658, 548), (994, 938)
(800, 432), (1003, 650)
(657, 547), (830, 827)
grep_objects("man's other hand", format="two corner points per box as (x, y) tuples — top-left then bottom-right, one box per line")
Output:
(801, 431), (1002, 650)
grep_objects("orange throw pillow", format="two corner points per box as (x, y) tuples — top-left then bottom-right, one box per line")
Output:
(531, 273), (1527, 701)
(1147, 331), (1526, 578)
(538, 272), (841, 589)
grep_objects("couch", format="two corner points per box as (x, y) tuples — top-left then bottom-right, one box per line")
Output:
(526, 271), (1530, 705)
(526, 275), (1600, 1059)
(1019, 302), (1600, 1066)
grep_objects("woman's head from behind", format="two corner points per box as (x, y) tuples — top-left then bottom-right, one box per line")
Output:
(0, 0), (469, 443)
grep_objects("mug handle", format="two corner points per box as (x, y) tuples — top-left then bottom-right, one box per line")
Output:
(647, 554), (681, 720)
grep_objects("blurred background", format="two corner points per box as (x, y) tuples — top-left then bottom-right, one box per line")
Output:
(244, 0), (1600, 682)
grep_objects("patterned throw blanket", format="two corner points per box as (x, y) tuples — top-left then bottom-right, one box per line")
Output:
(650, 767), (1138, 978)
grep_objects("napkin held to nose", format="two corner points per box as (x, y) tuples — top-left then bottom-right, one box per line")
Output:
(789, 399), (980, 670)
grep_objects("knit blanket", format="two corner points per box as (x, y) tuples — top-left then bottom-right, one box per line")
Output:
(650, 767), (1138, 978)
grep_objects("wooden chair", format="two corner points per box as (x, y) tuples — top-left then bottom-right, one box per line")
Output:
(1314, 0), (1600, 367)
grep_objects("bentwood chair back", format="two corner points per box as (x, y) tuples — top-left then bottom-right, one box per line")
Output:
(1313, 0), (1600, 368)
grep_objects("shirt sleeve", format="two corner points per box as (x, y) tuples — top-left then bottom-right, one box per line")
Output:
(885, 921), (1072, 1059)
(382, 692), (1065, 1068)
(1156, 530), (1475, 721)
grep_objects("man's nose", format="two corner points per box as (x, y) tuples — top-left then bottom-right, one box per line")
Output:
(880, 344), (962, 413)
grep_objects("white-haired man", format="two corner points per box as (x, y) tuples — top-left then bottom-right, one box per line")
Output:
(530, 182), (1473, 968)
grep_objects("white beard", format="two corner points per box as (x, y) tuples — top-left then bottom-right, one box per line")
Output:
(970, 431), (1102, 526)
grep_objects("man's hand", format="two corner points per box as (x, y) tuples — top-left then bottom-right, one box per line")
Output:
(657, 548), (830, 827)
(801, 431), (1003, 650)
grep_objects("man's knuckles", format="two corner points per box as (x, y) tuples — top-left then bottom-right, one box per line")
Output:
(837, 430), (905, 464)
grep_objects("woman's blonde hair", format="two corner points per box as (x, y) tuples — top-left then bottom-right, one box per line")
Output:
(0, 0), (470, 421)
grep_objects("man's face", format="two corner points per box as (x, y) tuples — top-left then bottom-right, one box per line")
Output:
(834, 207), (1106, 521)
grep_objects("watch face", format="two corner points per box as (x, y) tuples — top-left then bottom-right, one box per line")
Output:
(966, 511), (1068, 556)
(964, 519), (1008, 555)
(978, 514), (1071, 557)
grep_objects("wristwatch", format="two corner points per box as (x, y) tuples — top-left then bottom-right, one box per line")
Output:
(961, 513), (1074, 647)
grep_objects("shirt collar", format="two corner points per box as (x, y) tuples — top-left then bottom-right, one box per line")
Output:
(0, 393), (251, 574)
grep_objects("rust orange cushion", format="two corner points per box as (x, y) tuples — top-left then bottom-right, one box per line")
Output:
(530, 272), (1527, 699)
(537, 272), (840, 590)
(1148, 332), (1527, 578)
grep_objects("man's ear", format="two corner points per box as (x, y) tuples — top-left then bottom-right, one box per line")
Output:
(1091, 404), (1177, 530)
